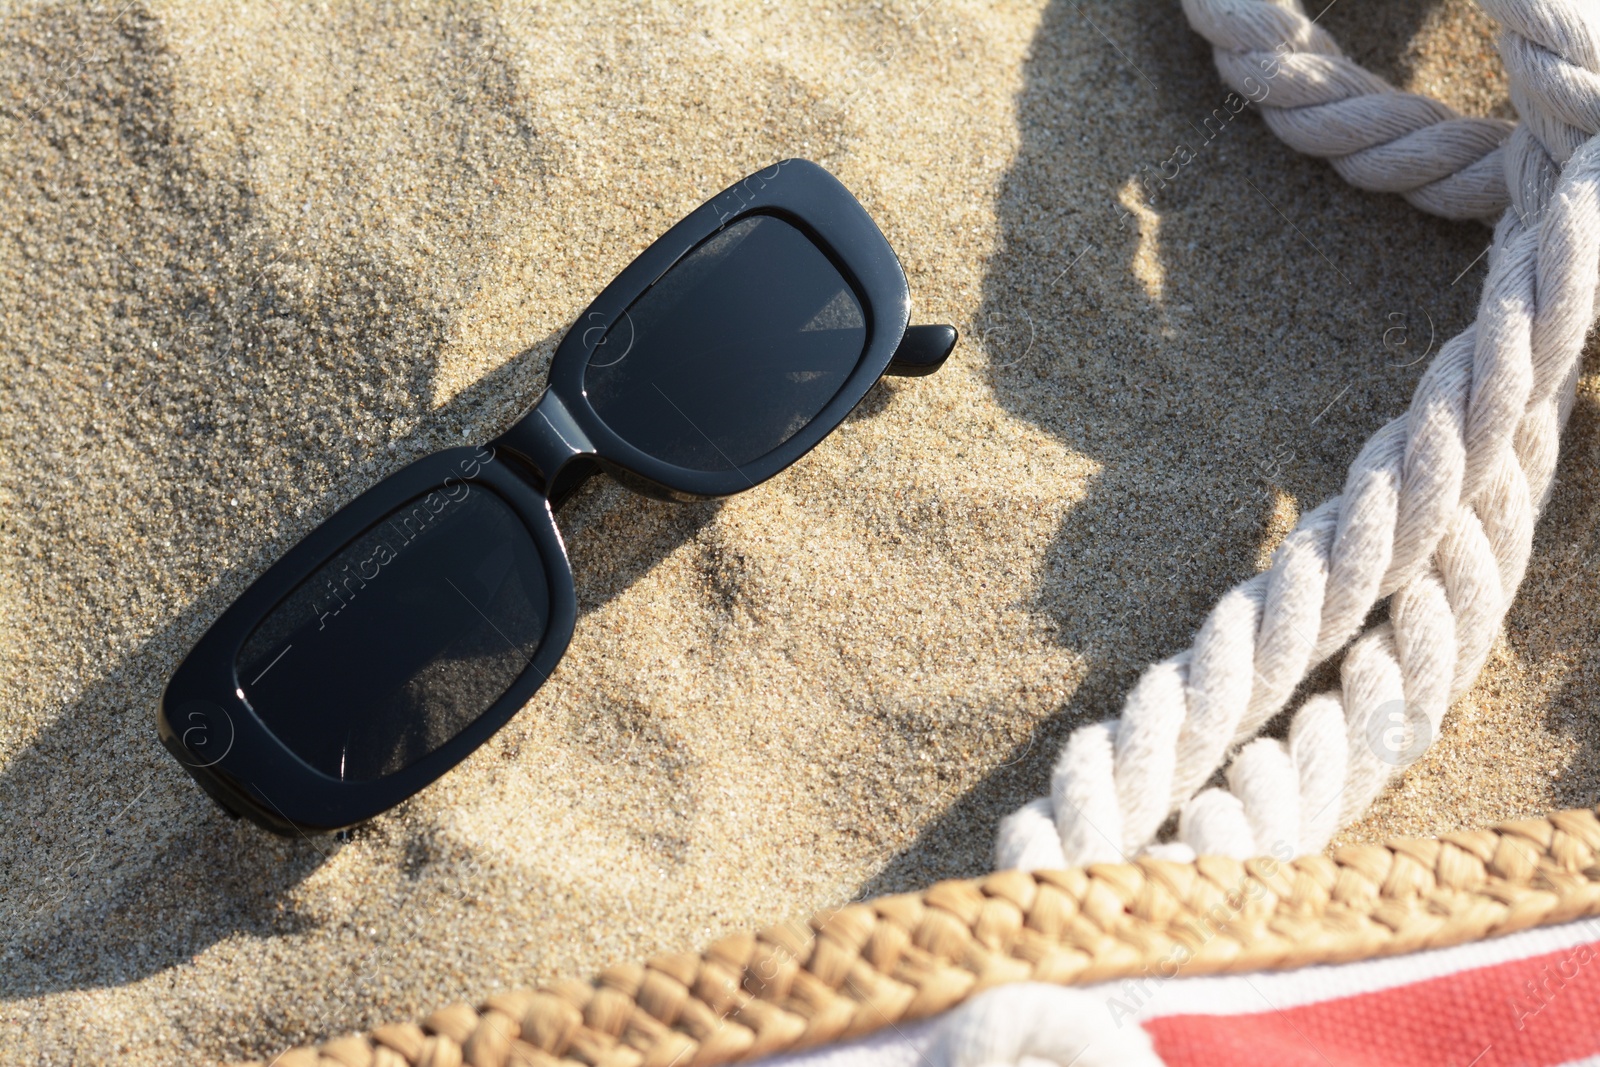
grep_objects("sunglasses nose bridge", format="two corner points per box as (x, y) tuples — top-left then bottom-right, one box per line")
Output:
(494, 389), (597, 497)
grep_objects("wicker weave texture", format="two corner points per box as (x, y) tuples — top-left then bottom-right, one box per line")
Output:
(245, 806), (1600, 1067)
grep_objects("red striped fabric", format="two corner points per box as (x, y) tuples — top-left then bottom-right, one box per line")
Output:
(754, 919), (1600, 1067)
(1147, 936), (1600, 1066)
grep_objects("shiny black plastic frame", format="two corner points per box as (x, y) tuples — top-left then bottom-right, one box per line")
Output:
(157, 159), (956, 835)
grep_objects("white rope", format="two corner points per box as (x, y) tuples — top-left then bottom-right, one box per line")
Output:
(1182, 0), (1515, 220)
(996, 0), (1600, 871)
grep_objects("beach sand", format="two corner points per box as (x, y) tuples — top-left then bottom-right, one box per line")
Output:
(1, 0), (1595, 1062)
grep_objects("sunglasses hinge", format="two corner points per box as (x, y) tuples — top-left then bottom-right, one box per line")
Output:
(493, 389), (597, 498)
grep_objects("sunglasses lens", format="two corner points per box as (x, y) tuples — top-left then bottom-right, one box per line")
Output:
(235, 484), (551, 783)
(584, 214), (868, 472)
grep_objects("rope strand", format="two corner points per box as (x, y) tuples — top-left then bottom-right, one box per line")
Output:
(997, 0), (1600, 871)
(1182, 0), (1515, 220)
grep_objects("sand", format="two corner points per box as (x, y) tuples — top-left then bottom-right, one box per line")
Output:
(1, 0), (1595, 1062)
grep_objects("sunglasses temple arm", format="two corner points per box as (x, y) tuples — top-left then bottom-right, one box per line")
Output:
(886, 324), (958, 377)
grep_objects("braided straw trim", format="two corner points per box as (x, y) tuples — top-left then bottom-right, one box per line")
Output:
(248, 804), (1600, 1067)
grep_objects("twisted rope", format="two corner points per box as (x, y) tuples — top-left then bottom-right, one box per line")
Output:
(996, 0), (1600, 872)
(1182, 0), (1515, 220)
(243, 804), (1600, 1067)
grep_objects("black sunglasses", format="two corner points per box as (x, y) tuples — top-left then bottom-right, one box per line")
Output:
(156, 159), (957, 835)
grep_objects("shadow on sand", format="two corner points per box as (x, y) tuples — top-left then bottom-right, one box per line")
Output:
(856, 0), (1570, 896)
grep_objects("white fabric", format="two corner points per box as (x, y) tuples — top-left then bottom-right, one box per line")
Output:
(924, 985), (1163, 1067)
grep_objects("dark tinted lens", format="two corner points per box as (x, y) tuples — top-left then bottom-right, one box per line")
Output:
(236, 485), (550, 782)
(584, 214), (867, 472)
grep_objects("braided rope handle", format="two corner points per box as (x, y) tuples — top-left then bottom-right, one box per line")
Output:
(997, 0), (1600, 872)
(246, 804), (1600, 1067)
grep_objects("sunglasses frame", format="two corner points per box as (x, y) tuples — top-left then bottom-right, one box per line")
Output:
(157, 159), (946, 834)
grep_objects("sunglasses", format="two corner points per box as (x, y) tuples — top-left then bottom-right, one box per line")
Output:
(156, 159), (957, 835)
